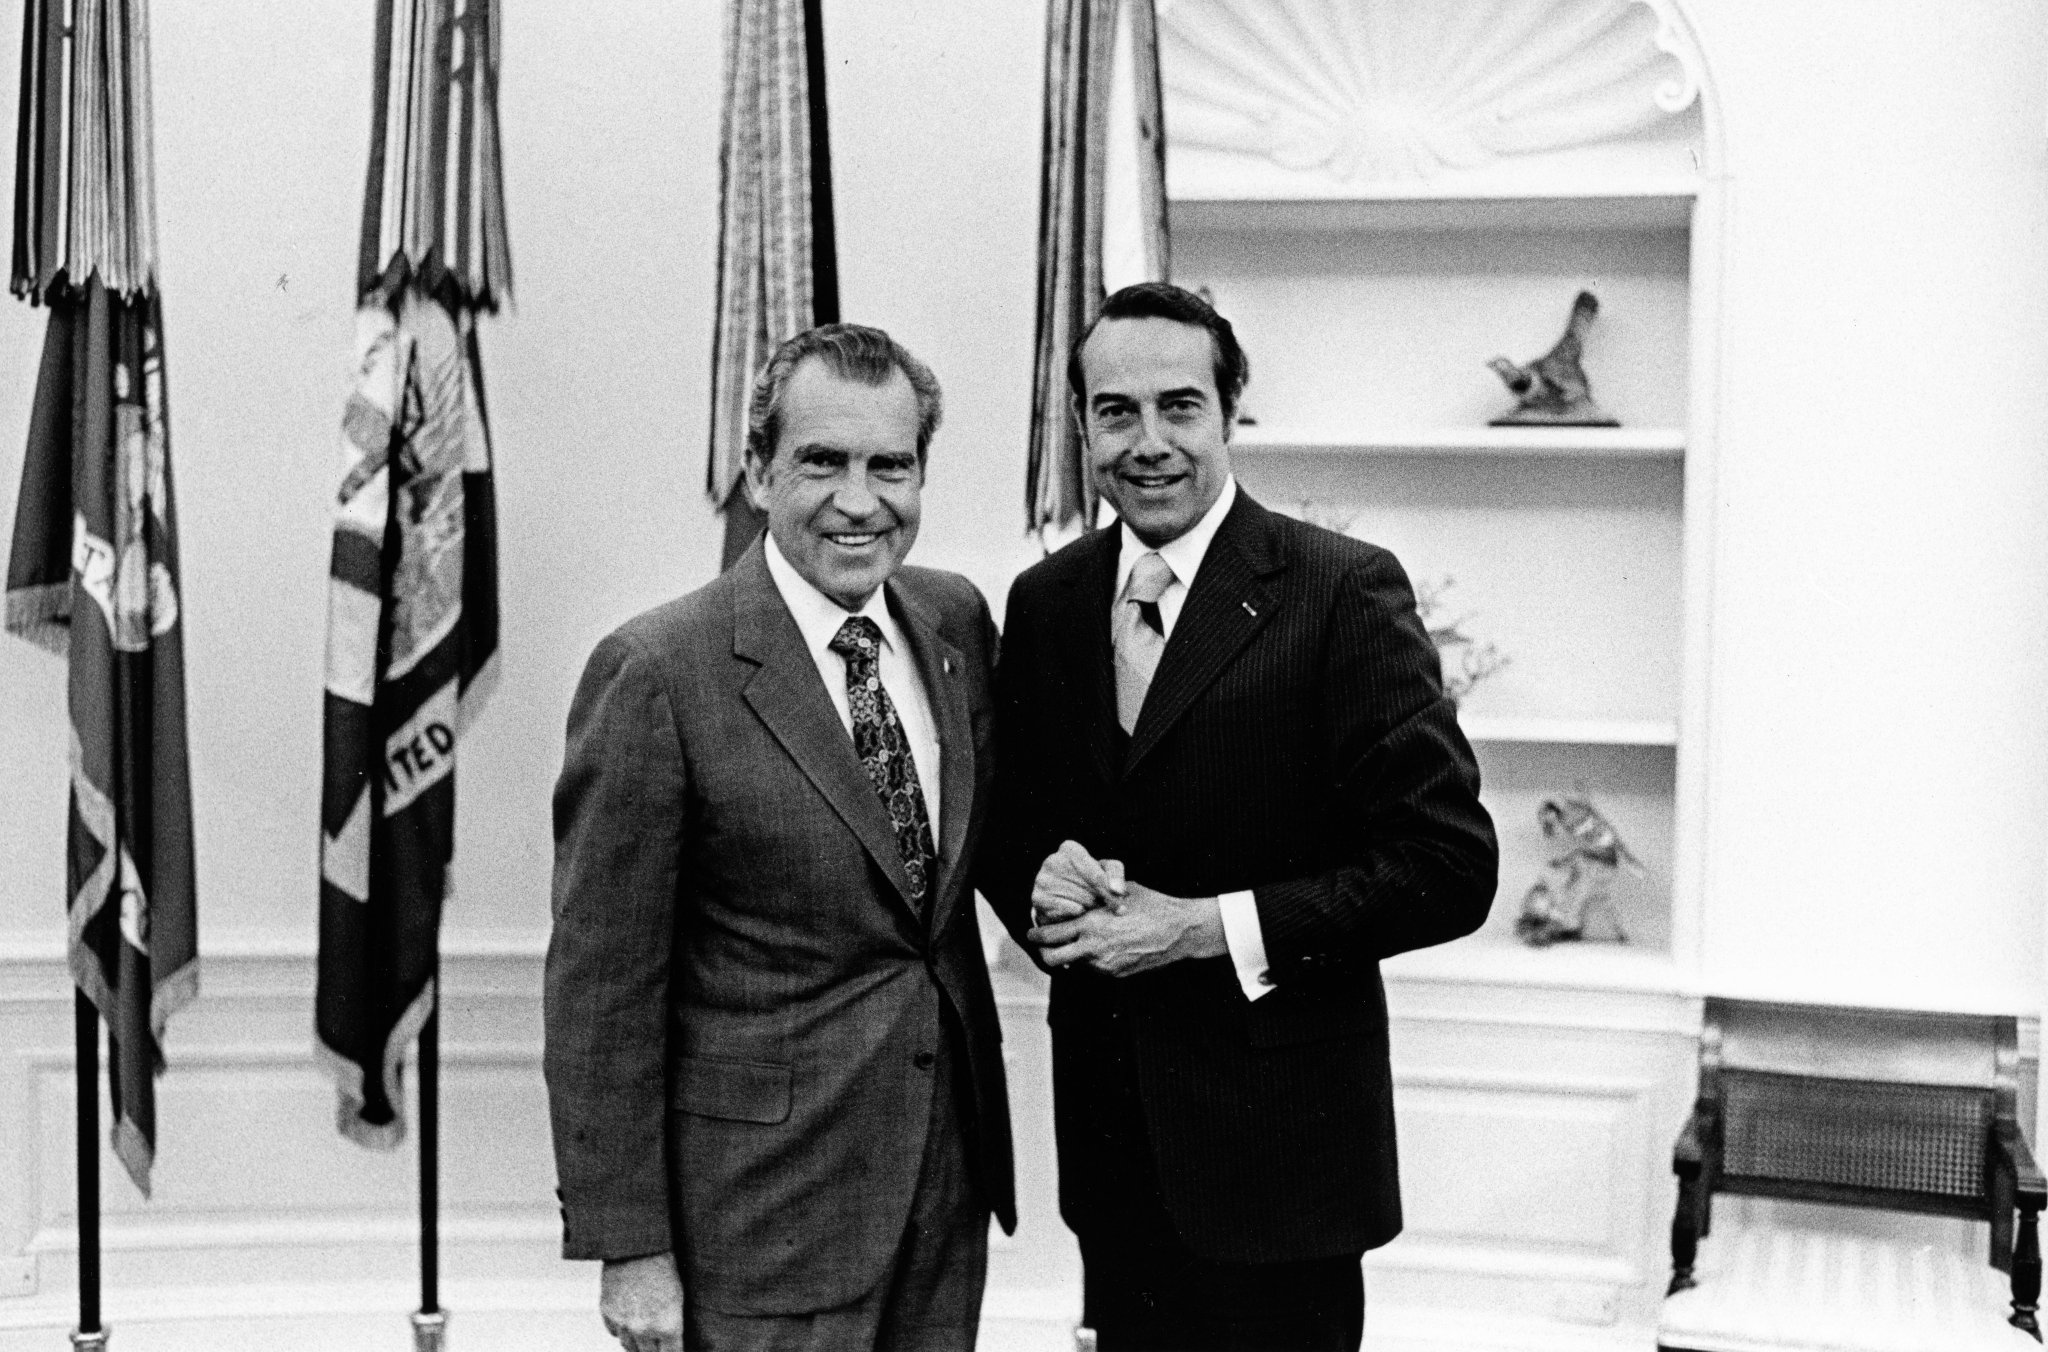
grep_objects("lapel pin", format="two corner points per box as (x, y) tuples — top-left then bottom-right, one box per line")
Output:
(1242, 601), (1259, 618)
(943, 656), (953, 674)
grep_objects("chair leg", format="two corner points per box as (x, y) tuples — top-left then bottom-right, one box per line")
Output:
(2013, 1203), (2043, 1341)
(1995, 1166), (2018, 1274)
(1669, 1173), (1702, 1296)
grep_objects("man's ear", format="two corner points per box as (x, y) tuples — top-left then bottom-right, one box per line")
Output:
(742, 447), (771, 501)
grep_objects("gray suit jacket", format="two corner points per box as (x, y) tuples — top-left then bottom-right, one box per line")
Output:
(544, 539), (1016, 1316)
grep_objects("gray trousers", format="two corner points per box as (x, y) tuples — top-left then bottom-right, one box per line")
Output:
(683, 1037), (989, 1352)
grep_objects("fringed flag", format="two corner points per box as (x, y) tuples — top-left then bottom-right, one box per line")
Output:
(317, 0), (507, 1149)
(1027, 0), (1170, 541)
(708, 0), (838, 569)
(7, 0), (195, 1197)
(357, 0), (512, 312)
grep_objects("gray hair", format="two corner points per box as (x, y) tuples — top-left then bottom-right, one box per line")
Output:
(746, 323), (944, 463)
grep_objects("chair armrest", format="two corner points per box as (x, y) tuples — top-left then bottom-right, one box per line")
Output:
(1999, 1122), (2048, 1208)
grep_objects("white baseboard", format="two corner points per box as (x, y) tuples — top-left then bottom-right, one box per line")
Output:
(0, 1278), (1081, 1352)
(0, 1287), (1642, 1352)
(1364, 1304), (1657, 1352)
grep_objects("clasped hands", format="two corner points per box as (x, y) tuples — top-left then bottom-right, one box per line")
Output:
(1026, 840), (1226, 976)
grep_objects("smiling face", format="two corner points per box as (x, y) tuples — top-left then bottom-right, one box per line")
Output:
(1077, 316), (1233, 548)
(745, 357), (924, 610)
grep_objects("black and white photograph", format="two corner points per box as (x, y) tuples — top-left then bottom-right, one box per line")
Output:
(2, 2), (2045, 1350)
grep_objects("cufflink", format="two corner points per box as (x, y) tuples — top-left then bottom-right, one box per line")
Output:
(1257, 972), (1275, 986)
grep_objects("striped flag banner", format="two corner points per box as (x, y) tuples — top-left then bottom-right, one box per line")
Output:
(707, 0), (838, 568)
(357, 0), (512, 312)
(1026, 0), (1169, 541)
(11, 0), (161, 304)
(4, 278), (197, 1197)
(317, 0), (506, 1149)
(8, 0), (193, 1199)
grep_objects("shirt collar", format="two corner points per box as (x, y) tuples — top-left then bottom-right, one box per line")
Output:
(763, 532), (902, 658)
(1116, 475), (1238, 596)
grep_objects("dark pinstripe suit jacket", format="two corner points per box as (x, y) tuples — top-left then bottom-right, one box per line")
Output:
(982, 490), (1497, 1264)
(544, 540), (1015, 1316)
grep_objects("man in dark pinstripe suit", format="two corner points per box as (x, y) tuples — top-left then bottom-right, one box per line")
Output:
(983, 283), (1498, 1351)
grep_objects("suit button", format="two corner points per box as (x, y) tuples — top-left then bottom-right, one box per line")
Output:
(914, 1051), (936, 1070)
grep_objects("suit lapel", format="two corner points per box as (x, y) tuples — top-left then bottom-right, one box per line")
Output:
(1055, 527), (1125, 785)
(889, 578), (971, 939)
(1126, 493), (1284, 775)
(730, 543), (920, 915)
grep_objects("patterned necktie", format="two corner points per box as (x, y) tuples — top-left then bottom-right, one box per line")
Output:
(1114, 551), (1176, 733)
(830, 616), (938, 910)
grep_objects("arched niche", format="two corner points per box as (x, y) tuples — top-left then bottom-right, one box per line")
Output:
(1158, 0), (1718, 199)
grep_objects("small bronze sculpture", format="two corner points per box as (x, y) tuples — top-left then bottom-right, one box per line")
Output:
(1487, 291), (1619, 427)
(1515, 794), (1643, 946)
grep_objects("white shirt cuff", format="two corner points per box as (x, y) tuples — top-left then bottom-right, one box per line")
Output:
(1218, 889), (1274, 1002)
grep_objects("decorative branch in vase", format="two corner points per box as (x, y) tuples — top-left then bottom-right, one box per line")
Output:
(1414, 575), (1508, 706)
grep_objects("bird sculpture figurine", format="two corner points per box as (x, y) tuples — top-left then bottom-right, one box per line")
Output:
(1515, 793), (1644, 947)
(1487, 290), (1619, 427)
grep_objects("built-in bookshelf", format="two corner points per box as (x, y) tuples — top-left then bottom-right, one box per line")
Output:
(1176, 186), (1694, 966)
(1157, 0), (1718, 1335)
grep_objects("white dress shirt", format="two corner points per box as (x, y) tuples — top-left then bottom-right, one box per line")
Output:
(1113, 477), (1274, 1003)
(764, 534), (942, 834)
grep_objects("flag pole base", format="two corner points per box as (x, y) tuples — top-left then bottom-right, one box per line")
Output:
(69, 1329), (110, 1351)
(411, 1308), (448, 1351)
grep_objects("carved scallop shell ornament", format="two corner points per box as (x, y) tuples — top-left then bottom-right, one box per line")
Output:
(1159, 0), (1702, 184)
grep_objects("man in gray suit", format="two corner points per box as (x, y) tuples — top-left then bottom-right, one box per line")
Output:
(544, 324), (1016, 1352)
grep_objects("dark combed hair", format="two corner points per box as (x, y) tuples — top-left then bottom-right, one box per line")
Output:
(1065, 281), (1250, 424)
(747, 323), (944, 463)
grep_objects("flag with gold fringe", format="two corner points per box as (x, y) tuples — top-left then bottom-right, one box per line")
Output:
(707, 0), (839, 568)
(6, 0), (196, 1197)
(317, 0), (507, 1148)
(1027, 0), (1170, 540)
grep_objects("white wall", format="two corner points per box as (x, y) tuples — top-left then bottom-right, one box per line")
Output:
(1688, 0), (2048, 1011)
(0, 0), (726, 953)
(0, 0), (1057, 954)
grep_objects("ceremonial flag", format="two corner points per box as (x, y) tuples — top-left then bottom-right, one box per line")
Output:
(317, 0), (507, 1149)
(1027, 0), (1169, 539)
(708, 0), (839, 569)
(7, 0), (195, 1199)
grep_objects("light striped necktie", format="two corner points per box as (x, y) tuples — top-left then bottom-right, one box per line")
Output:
(1114, 551), (1175, 733)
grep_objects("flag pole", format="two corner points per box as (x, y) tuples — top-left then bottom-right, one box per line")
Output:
(411, 961), (445, 1352)
(72, 991), (107, 1351)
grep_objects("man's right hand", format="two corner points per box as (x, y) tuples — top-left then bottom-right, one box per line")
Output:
(1032, 840), (1127, 925)
(600, 1252), (684, 1352)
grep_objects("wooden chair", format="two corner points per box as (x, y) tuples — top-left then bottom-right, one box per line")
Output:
(1661, 998), (2045, 1351)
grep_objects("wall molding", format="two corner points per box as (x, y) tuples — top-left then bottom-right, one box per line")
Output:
(20, 943), (1993, 1348)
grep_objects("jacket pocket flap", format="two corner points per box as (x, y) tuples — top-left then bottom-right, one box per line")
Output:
(672, 1055), (792, 1124)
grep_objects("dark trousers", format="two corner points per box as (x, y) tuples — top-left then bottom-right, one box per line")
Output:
(685, 1029), (988, 1352)
(1079, 1181), (1363, 1352)
(1070, 1014), (1363, 1352)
